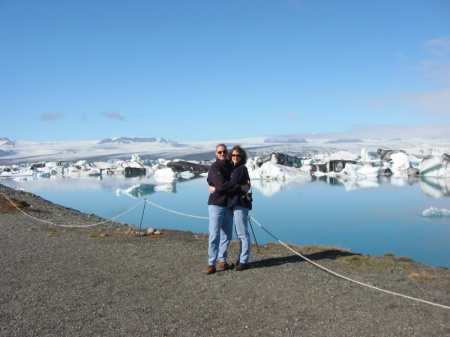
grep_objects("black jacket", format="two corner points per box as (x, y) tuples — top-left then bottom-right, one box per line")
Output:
(228, 162), (250, 208)
(207, 158), (241, 206)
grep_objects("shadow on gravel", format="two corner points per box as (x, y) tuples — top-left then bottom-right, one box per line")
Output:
(251, 249), (359, 269)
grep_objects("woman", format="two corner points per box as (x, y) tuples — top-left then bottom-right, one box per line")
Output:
(228, 145), (252, 271)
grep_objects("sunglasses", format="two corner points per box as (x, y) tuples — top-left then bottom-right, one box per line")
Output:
(232, 154), (241, 157)
(217, 150), (228, 155)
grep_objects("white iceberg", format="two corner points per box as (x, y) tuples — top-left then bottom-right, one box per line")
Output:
(249, 161), (310, 181)
(154, 167), (177, 183)
(340, 164), (380, 178)
(422, 207), (450, 217)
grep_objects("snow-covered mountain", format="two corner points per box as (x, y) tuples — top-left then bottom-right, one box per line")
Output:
(98, 136), (176, 145)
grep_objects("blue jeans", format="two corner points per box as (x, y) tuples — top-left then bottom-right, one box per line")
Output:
(208, 205), (233, 265)
(233, 205), (251, 264)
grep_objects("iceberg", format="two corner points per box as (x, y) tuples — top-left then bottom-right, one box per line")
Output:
(422, 207), (450, 217)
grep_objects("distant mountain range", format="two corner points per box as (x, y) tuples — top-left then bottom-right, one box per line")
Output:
(0, 137), (16, 146)
(97, 137), (176, 145)
(325, 138), (364, 144)
(0, 136), (178, 147)
(264, 138), (308, 144)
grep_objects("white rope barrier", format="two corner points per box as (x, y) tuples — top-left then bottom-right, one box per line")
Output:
(249, 215), (450, 310)
(144, 199), (209, 220)
(2, 191), (449, 309)
(143, 199), (450, 310)
(0, 192), (144, 228)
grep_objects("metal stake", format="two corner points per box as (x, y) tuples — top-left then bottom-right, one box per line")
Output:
(139, 198), (147, 236)
(248, 215), (260, 253)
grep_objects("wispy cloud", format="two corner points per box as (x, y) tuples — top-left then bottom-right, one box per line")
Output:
(365, 89), (450, 119)
(366, 37), (450, 118)
(273, 112), (300, 120)
(282, 123), (450, 139)
(102, 111), (125, 121)
(345, 124), (450, 139)
(415, 36), (450, 84)
(424, 36), (450, 57)
(404, 88), (450, 117)
(39, 113), (63, 121)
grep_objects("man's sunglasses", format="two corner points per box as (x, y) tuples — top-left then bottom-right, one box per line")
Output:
(217, 150), (228, 155)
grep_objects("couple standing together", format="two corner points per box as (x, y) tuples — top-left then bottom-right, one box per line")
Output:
(204, 144), (252, 275)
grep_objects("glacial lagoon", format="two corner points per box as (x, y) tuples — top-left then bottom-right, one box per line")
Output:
(1, 174), (449, 268)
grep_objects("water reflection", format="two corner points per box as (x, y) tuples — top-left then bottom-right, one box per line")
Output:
(420, 177), (450, 198)
(250, 178), (310, 196)
(251, 175), (450, 199)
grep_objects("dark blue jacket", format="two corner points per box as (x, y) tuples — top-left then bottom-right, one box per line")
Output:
(228, 162), (250, 208)
(207, 158), (241, 206)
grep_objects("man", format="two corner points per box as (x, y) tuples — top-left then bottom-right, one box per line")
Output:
(204, 144), (249, 275)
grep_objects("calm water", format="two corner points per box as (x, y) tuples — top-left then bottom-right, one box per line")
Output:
(1, 175), (449, 268)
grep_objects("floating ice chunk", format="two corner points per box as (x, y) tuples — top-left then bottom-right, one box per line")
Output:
(154, 167), (176, 183)
(389, 152), (410, 177)
(180, 171), (195, 179)
(157, 158), (170, 165)
(116, 184), (156, 198)
(340, 164), (380, 178)
(66, 165), (102, 177)
(421, 207), (450, 217)
(249, 162), (309, 181)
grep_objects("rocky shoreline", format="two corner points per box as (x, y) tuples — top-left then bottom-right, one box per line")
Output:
(1, 183), (449, 336)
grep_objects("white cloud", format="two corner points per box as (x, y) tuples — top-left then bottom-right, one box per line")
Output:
(102, 112), (125, 121)
(272, 112), (300, 120)
(424, 36), (450, 57)
(39, 113), (63, 121)
(404, 87), (450, 117)
(282, 123), (450, 139)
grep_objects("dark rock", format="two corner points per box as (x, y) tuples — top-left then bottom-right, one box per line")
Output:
(406, 167), (420, 176)
(30, 162), (46, 169)
(310, 160), (357, 173)
(257, 152), (302, 167)
(124, 167), (146, 177)
(166, 161), (209, 174)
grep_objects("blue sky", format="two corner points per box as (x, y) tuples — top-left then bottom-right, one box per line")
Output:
(1, 0), (449, 142)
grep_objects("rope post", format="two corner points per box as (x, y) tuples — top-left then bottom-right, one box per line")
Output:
(138, 198), (147, 236)
(248, 215), (260, 253)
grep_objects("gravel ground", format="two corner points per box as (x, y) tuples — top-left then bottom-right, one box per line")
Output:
(1, 183), (449, 337)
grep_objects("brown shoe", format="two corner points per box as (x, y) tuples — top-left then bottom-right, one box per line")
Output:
(203, 265), (216, 275)
(217, 261), (235, 270)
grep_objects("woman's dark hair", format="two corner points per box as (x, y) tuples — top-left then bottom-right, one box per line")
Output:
(228, 145), (248, 164)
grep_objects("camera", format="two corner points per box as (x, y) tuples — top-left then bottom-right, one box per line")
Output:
(243, 193), (253, 202)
